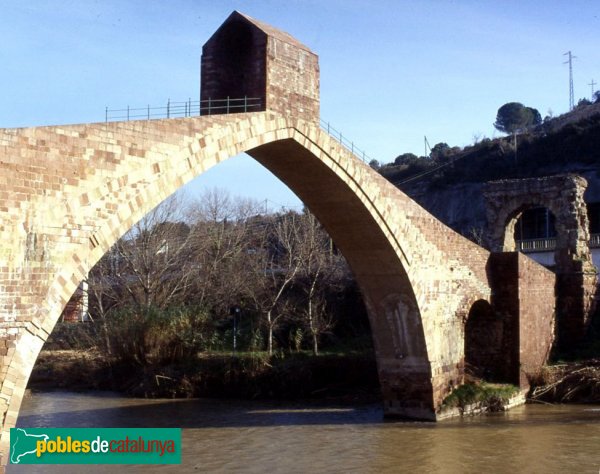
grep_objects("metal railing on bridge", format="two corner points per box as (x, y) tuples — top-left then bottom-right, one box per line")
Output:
(103, 98), (378, 166)
(104, 97), (262, 122)
(517, 234), (600, 252)
(319, 119), (375, 164)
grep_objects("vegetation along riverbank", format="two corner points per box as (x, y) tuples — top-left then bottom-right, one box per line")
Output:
(30, 320), (380, 402)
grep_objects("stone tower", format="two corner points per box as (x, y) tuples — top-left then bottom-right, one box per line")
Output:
(200, 11), (319, 123)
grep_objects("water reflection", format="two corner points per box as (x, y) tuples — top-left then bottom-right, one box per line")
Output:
(9, 391), (600, 473)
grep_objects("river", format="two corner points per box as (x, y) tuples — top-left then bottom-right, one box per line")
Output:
(8, 390), (600, 473)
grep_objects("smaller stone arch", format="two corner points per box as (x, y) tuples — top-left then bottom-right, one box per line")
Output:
(483, 174), (591, 268)
(484, 174), (597, 348)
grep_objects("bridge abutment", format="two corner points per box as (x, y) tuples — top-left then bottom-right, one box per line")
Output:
(486, 252), (555, 387)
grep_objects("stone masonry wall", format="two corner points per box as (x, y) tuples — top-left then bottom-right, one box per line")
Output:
(484, 175), (597, 348)
(201, 17), (267, 111)
(487, 252), (555, 387)
(517, 253), (556, 386)
(266, 36), (319, 123)
(200, 11), (319, 123)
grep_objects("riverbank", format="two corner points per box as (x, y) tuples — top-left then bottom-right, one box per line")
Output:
(31, 350), (600, 412)
(29, 349), (381, 403)
(529, 359), (600, 403)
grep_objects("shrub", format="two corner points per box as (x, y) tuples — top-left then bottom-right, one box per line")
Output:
(104, 306), (217, 365)
(44, 322), (99, 350)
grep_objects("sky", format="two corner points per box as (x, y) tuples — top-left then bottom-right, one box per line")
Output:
(1, 0), (598, 209)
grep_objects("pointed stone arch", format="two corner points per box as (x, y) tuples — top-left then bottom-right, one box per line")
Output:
(0, 112), (555, 463)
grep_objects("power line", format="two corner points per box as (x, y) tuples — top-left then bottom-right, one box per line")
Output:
(397, 152), (472, 186)
(563, 51), (577, 110)
(589, 79), (597, 100)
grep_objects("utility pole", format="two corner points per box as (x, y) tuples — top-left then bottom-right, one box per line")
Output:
(589, 79), (597, 100)
(563, 51), (576, 110)
(424, 136), (432, 158)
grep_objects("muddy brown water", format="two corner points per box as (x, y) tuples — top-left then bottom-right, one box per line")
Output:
(8, 391), (600, 473)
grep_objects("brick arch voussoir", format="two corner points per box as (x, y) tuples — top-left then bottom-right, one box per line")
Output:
(295, 127), (412, 270)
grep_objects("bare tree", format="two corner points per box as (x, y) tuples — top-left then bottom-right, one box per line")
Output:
(294, 212), (348, 355)
(88, 194), (196, 313)
(187, 188), (264, 316)
(85, 246), (122, 355)
(243, 212), (304, 355)
(86, 189), (353, 359)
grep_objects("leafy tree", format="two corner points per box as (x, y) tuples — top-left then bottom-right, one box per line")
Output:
(577, 98), (592, 108)
(494, 102), (541, 162)
(593, 91), (600, 103)
(430, 142), (451, 161)
(394, 153), (418, 165)
(528, 107), (542, 126)
(494, 102), (541, 135)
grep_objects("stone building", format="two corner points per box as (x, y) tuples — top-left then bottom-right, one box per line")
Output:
(200, 11), (319, 123)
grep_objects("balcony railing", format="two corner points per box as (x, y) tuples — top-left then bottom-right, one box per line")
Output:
(517, 234), (600, 252)
(517, 237), (558, 252)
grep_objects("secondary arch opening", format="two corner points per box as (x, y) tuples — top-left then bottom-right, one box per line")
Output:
(511, 206), (558, 267)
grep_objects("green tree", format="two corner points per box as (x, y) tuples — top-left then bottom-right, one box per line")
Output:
(368, 159), (380, 170)
(528, 107), (542, 126)
(494, 102), (541, 162)
(494, 102), (540, 135)
(394, 153), (418, 165)
(430, 142), (451, 161)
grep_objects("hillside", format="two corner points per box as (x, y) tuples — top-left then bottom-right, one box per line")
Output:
(380, 101), (600, 237)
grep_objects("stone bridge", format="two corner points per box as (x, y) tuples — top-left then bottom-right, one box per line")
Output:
(0, 11), (556, 465)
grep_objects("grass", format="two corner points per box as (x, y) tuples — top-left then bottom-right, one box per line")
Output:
(442, 382), (520, 411)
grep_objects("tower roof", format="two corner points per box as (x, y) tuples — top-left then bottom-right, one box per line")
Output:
(205, 11), (314, 54)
